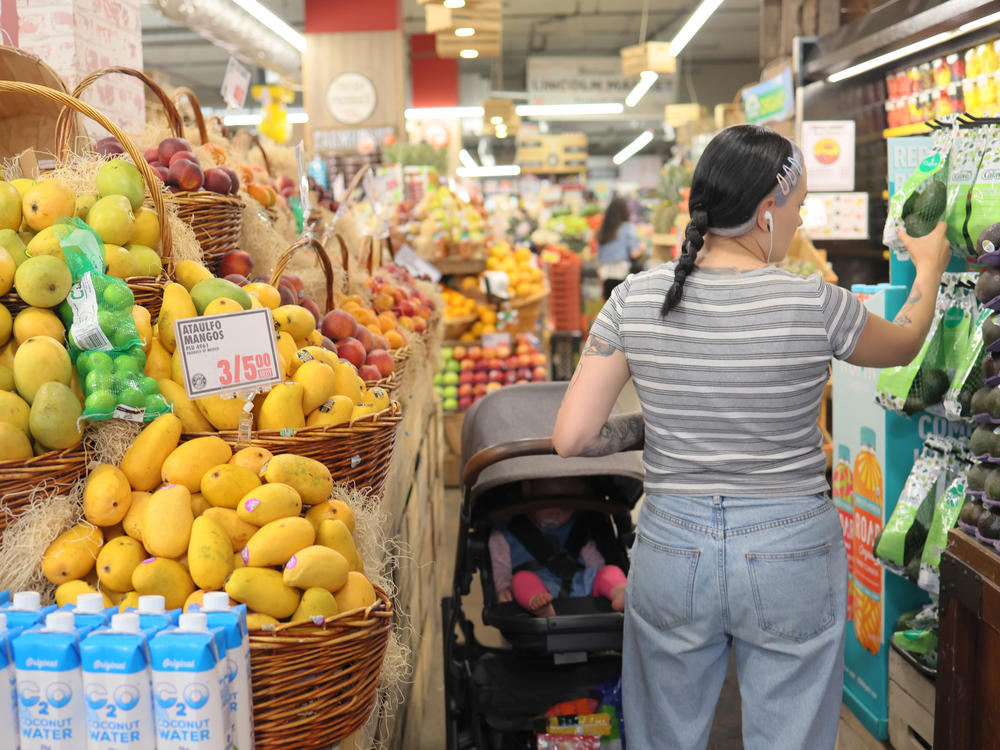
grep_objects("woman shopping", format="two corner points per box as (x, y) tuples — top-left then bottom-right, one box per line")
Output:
(596, 195), (643, 299)
(552, 124), (950, 750)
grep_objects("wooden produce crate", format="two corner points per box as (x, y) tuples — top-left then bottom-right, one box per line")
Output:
(889, 648), (935, 750)
(442, 410), (466, 487)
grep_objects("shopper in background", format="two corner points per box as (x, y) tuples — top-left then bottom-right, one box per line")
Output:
(552, 124), (950, 750)
(596, 195), (642, 300)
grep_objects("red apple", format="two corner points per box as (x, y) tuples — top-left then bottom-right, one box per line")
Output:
(458, 371), (474, 385)
(505, 371), (518, 384)
(204, 167), (233, 195)
(452, 346), (467, 360)
(458, 397), (472, 411)
(359, 364), (382, 382)
(505, 356), (519, 370)
(475, 360), (490, 373)
(488, 369), (503, 382)
(321, 309), (357, 342)
(473, 383), (488, 397)
(396, 299), (414, 317)
(365, 349), (394, 378)
(460, 359), (474, 371)
(496, 345), (512, 359)
(533, 366), (547, 380)
(486, 382), (503, 393)
(220, 250), (253, 278)
(518, 367), (534, 381)
(515, 379), (529, 385)
(300, 298), (321, 326)
(458, 383), (473, 397)
(168, 158), (203, 191)
(474, 372), (488, 384)
(144, 146), (159, 163)
(337, 338), (367, 369)
(354, 326), (374, 353)
(169, 150), (199, 167)
(224, 273), (248, 286)
(467, 346), (482, 360)
(481, 347), (496, 361)
(158, 137), (192, 165)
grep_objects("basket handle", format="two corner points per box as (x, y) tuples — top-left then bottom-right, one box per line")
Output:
(55, 67), (184, 153)
(18, 81), (174, 271)
(249, 133), (273, 177)
(269, 236), (335, 313)
(340, 165), (369, 206)
(172, 87), (209, 145)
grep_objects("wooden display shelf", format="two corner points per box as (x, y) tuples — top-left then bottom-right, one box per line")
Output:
(433, 256), (487, 276)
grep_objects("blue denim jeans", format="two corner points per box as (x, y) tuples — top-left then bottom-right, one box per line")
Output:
(623, 493), (847, 750)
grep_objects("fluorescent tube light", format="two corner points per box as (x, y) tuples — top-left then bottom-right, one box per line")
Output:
(457, 165), (521, 177)
(670, 0), (726, 56)
(443, 0), (465, 7)
(959, 9), (1000, 32)
(490, 115), (503, 124)
(287, 112), (308, 124)
(230, 0), (306, 52)
(515, 103), (624, 116)
(460, 49), (479, 58)
(613, 130), (654, 165)
(827, 31), (952, 82)
(459, 149), (478, 169)
(455, 27), (475, 37)
(625, 70), (659, 108)
(404, 106), (485, 120)
(223, 113), (262, 126)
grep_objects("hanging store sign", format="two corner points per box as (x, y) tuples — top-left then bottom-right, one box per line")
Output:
(526, 56), (675, 107)
(741, 67), (794, 124)
(802, 120), (856, 192)
(326, 72), (378, 125)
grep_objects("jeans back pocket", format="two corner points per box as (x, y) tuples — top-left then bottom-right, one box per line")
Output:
(628, 533), (700, 630)
(746, 543), (835, 642)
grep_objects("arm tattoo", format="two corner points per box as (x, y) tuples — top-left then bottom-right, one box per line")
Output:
(893, 284), (923, 328)
(567, 335), (617, 390)
(577, 413), (644, 457)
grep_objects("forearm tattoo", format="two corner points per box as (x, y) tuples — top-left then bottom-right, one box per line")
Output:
(568, 334), (616, 390)
(893, 284), (923, 328)
(577, 413), (645, 457)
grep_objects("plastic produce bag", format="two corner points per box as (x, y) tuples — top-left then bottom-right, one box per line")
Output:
(966, 124), (1000, 257)
(892, 604), (939, 672)
(918, 472), (968, 595)
(75, 345), (168, 421)
(945, 129), (980, 256)
(945, 292), (990, 419)
(883, 129), (951, 250)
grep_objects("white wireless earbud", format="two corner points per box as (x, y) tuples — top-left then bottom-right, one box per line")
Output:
(763, 210), (774, 263)
(764, 210), (773, 230)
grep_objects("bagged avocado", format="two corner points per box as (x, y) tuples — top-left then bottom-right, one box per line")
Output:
(944, 283), (989, 419)
(883, 130), (952, 250)
(945, 130), (979, 257)
(918, 470), (970, 595)
(966, 125), (1000, 255)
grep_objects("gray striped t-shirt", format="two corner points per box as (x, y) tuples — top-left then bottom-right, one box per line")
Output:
(591, 263), (868, 498)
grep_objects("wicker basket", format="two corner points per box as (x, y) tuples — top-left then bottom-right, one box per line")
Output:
(0, 45), (78, 156)
(187, 402), (401, 496)
(505, 286), (549, 335)
(1, 79), (174, 317)
(390, 343), (412, 383)
(443, 313), (476, 340)
(249, 586), (393, 749)
(0, 440), (90, 536)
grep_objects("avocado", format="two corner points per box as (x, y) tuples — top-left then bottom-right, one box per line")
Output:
(959, 387), (973, 416)
(903, 390), (926, 415)
(969, 463), (992, 492)
(985, 314), (1000, 348)
(972, 386), (993, 414)
(978, 508), (1000, 540)
(909, 179), (947, 219)
(921, 368), (950, 403)
(960, 499), (985, 527)
(976, 222), (1000, 257)
(971, 425), (997, 455)
(985, 468), (1000, 501)
(983, 354), (1000, 382)
(976, 267), (1000, 305)
(986, 388), (1000, 419)
(904, 213), (937, 238)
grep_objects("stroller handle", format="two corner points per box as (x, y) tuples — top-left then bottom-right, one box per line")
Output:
(462, 437), (557, 488)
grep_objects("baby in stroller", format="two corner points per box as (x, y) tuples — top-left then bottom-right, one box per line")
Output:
(488, 479), (627, 617)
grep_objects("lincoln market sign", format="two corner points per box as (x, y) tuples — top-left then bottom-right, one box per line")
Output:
(742, 67), (794, 125)
(526, 56), (676, 110)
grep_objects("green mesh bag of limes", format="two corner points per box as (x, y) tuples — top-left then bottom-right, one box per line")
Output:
(55, 219), (170, 422)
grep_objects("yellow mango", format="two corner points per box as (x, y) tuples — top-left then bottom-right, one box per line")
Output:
(129, 207), (161, 249)
(241, 516), (314, 567)
(201, 507), (258, 552)
(369, 387), (390, 412)
(131, 304), (152, 353)
(305, 498), (356, 534)
(283, 545), (349, 592)
(246, 612), (279, 630)
(83, 463), (133, 526)
(235, 482), (302, 527)
(263, 453), (333, 506)
(273, 305), (315, 341)
(305, 395), (354, 428)
(55, 579), (106, 608)
(333, 571), (377, 613)
(187, 515), (235, 590)
(117, 592), (141, 612)
(257, 382), (304, 431)
(183, 589), (206, 612)
(42, 522), (103, 584)
(201, 463), (261, 509)
(225, 567), (300, 620)
(161, 435), (233, 491)
(292, 360), (336, 414)
(316, 519), (363, 572)
(101, 522), (126, 540)
(144, 337), (172, 380)
(0, 390), (29, 433)
(142, 483), (194, 558)
(331, 360), (363, 402)
(190, 492), (211, 517)
(290, 587), (338, 622)
(102, 588), (129, 606)
(120, 413), (183, 491)
(351, 402), (376, 420)
(300, 346), (335, 368)
(173, 260), (213, 292)
(12, 307), (64, 346)
(228, 446), (273, 475)
(195, 393), (247, 431)
(203, 297), (243, 315)
(123, 491), (151, 542)
(157, 379), (213, 433)
(157, 282), (197, 353)
(170, 346), (183, 384)
(275, 331), (298, 375)
(232, 552), (244, 570)
(131, 557), (195, 611)
(96, 536), (146, 592)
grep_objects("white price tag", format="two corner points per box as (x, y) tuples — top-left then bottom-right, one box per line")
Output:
(295, 141), (310, 220)
(221, 57), (252, 110)
(176, 308), (282, 400)
(394, 244), (442, 282)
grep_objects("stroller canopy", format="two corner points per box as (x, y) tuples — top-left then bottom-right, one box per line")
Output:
(460, 382), (645, 505)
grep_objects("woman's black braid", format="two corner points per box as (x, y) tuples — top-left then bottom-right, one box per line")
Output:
(661, 207), (708, 316)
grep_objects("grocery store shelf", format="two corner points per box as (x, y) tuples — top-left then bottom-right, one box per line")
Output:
(883, 122), (933, 138)
(432, 257), (487, 276)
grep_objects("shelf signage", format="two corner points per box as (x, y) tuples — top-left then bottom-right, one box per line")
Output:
(741, 67), (794, 124)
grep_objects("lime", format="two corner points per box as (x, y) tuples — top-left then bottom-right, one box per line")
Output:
(102, 282), (133, 311)
(88, 352), (114, 373)
(113, 355), (141, 375)
(123, 344), (146, 366)
(119, 387), (146, 409)
(58, 301), (73, 326)
(111, 326), (138, 350)
(76, 350), (94, 376)
(89, 272), (109, 296)
(97, 309), (117, 337)
(84, 390), (116, 414)
(144, 394), (168, 413)
(85, 370), (114, 393)
(139, 376), (160, 395)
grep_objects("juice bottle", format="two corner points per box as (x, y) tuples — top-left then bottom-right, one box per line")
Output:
(853, 427), (884, 655)
(833, 445), (854, 621)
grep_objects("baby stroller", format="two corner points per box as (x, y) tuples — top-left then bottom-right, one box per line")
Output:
(442, 382), (644, 750)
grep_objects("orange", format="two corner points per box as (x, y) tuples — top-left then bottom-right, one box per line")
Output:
(385, 330), (405, 349)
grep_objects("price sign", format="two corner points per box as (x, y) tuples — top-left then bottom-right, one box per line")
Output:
(221, 57), (252, 110)
(175, 308), (282, 399)
(295, 140), (310, 222)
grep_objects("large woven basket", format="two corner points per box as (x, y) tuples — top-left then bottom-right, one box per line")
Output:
(505, 286), (550, 335)
(2, 78), (174, 317)
(187, 402), (401, 496)
(249, 586), (392, 749)
(0, 440), (90, 536)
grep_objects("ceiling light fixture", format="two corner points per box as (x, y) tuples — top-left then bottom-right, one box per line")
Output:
(613, 129), (655, 165)
(625, 70), (659, 107)
(515, 103), (624, 116)
(404, 106), (485, 120)
(490, 115), (504, 124)
(443, 0), (466, 7)
(460, 48), (480, 58)
(221, 110), (308, 126)
(457, 165), (521, 178)
(669, 0), (726, 56)
(829, 10), (1000, 83)
(459, 149), (478, 169)
(230, 0), (306, 52)
(455, 27), (475, 37)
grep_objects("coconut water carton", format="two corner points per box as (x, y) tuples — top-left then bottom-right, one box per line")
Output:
(13, 611), (87, 749)
(0, 591), (10, 606)
(65, 593), (113, 637)
(131, 595), (180, 636)
(1, 592), (56, 631)
(0, 613), (24, 749)
(199, 592), (254, 749)
(80, 612), (155, 750)
(150, 612), (229, 750)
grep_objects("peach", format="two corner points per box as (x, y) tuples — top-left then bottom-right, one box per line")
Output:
(144, 146), (159, 163)
(398, 316), (415, 331)
(168, 158), (204, 191)
(152, 166), (169, 183)
(219, 166), (240, 193)
(301, 298), (321, 326)
(204, 167), (233, 195)
(321, 309), (356, 341)
(385, 330), (405, 349)
(355, 326), (374, 352)
(359, 364), (382, 382)
(412, 317), (428, 333)
(282, 274), (304, 298)
(371, 333), (388, 351)
(377, 312), (396, 333)
(169, 150), (199, 166)
(220, 250), (253, 278)
(365, 349), (394, 378)
(158, 137), (192, 165)
(337, 337), (366, 369)
(373, 292), (394, 313)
